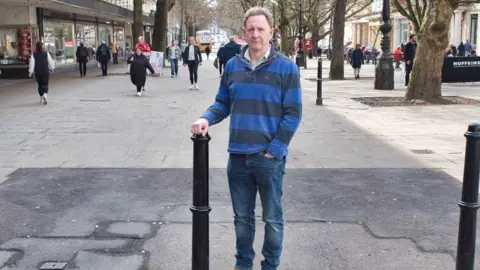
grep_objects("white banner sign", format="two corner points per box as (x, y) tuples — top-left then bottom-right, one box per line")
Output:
(149, 51), (164, 74)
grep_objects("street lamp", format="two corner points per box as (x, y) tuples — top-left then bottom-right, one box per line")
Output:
(296, 3), (305, 68)
(374, 0), (394, 90)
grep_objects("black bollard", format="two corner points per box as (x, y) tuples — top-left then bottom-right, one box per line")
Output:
(456, 123), (480, 270)
(191, 133), (212, 270)
(316, 57), (323, 106)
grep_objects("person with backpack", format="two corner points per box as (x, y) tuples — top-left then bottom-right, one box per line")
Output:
(28, 41), (55, 105)
(76, 42), (89, 77)
(96, 40), (111, 76)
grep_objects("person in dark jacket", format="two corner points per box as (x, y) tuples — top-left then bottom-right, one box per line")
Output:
(217, 46), (225, 76)
(128, 46), (155, 96)
(458, 42), (465, 57)
(350, 44), (364, 79)
(28, 41), (55, 105)
(183, 36), (203, 90)
(76, 42), (89, 77)
(403, 34), (417, 87)
(96, 40), (111, 76)
(205, 45), (211, 60)
(219, 36), (241, 64)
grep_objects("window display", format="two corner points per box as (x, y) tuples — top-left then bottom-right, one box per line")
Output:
(98, 25), (112, 45)
(43, 20), (75, 65)
(76, 24), (97, 60)
(0, 27), (37, 65)
(114, 27), (125, 56)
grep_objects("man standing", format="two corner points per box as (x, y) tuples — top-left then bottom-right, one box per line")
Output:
(403, 34), (416, 87)
(96, 40), (111, 76)
(167, 40), (181, 78)
(191, 6), (302, 270)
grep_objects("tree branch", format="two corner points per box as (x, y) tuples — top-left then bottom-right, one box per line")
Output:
(394, 0), (420, 31)
(345, 0), (374, 20)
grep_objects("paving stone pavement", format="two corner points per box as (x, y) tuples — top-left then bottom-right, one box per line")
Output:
(0, 54), (475, 269)
(300, 57), (480, 181)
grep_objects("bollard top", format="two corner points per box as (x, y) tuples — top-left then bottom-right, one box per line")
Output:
(467, 123), (480, 133)
(191, 133), (211, 142)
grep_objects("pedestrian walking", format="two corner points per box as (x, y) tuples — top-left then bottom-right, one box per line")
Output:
(111, 39), (119, 64)
(217, 45), (225, 76)
(350, 44), (364, 79)
(76, 42), (89, 77)
(167, 40), (181, 78)
(96, 40), (111, 76)
(190, 6), (302, 270)
(183, 36), (202, 90)
(28, 41), (55, 105)
(128, 46), (155, 97)
(205, 45), (211, 60)
(403, 34), (417, 87)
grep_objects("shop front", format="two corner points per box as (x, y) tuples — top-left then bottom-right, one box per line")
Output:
(0, 6), (38, 79)
(1, 6), (129, 79)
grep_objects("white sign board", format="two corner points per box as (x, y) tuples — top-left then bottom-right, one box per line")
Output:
(149, 51), (164, 74)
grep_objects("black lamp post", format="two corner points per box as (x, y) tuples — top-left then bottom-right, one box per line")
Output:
(374, 0), (394, 90)
(296, 3), (305, 68)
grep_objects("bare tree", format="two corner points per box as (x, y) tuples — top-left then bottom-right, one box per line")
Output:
(394, 0), (480, 100)
(152, 0), (176, 51)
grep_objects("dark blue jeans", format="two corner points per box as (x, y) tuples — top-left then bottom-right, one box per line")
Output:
(227, 152), (286, 270)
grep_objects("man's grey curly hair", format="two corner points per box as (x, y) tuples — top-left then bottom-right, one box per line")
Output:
(243, 7), (274, 28)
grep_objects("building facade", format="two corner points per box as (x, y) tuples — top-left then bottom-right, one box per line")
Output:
(0, 0), (154, 79)
(348, 1), (480, 51)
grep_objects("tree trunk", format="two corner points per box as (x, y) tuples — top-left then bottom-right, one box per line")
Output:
(133, 0), (144, 43)
(278, 0), (289, 55)
(179, 0), (184, 45)
(405, 0), (454, 100)
(152, 0), (170, 51)
(329, 0), (347, 80)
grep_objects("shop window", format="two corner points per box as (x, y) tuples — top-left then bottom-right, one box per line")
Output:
(0, 27), (37, 65)
(76, 24), (97, 60)
(43, 20), (75, 65)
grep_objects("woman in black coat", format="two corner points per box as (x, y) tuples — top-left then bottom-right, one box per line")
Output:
(183, 37), (202, 90)
(350, 44), (364, 79)
(128, 46), (155, 96)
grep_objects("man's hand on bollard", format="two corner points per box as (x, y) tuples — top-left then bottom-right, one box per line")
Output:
(191, 118), (209, 136)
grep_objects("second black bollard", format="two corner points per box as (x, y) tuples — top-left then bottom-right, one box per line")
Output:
(191, 133), (212, 270)
(316, 57), (323, 106)
(456, 123), (480, 270)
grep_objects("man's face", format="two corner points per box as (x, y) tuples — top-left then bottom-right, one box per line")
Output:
(411, 36), (416, 43)
(242, 15), (274, 52)
(172, 41), (176, 47)
(138, 38), (143, 44)
(189, 37), (195, 45)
